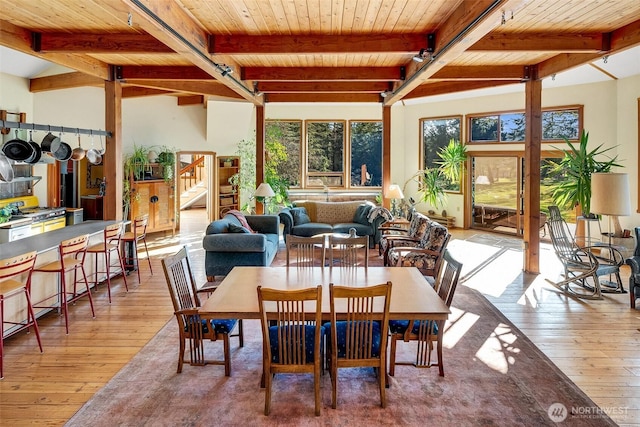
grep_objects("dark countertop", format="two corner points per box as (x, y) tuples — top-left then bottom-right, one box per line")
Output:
(0, 220), (118, 257)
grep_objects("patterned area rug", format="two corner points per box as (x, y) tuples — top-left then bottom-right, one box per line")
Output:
(66, 276), (613, 426)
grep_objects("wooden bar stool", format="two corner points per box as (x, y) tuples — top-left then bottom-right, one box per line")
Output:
(87, 222), (128, 303)
(121, 215), (153, 283)
(0, 251), (42, 379)
(32, 234), (95, 335)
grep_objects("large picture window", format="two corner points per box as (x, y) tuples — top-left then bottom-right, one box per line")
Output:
(468, 106), (582, 143)
(266, 120), (302, 188)
(350, 121), (382, 187)
(421, 116), (462, 192)
(306, 121), (345, 187)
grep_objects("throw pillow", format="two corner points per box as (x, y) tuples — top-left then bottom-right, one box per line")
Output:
(228, 223), (251, 233)
(292, 207), (311, 225)
(353, 204), (372, 225)
(226, 209), (255, 233)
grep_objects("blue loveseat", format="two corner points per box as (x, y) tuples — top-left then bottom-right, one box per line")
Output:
(202, 213), (280, 279)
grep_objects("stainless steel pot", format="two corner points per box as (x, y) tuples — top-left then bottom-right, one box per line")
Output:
(41, 132), (61, 153)
(53, 141), (73, 161)
(0, 153), (14, 182)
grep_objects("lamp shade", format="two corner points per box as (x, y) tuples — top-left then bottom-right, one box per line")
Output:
(388, 184), (404, 199)
(590, 173), (631, 216)
(254, 182), (275, 198)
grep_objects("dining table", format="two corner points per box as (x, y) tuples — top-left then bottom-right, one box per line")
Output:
(199, 266), (450, 359)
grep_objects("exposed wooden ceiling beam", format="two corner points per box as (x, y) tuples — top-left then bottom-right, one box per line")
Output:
(384, 0), (528, 105)
(34, 33), (173, 53)
(128, 80), (244, 99)
(0, 19), (110, 79)
(265, 93), (381, 103)
(243, 67), (404, 81)
(431, 65), (525, 80)
(538, 18), (640, 78)
(29, 72), (104, 92)
(404, 80), (518, 99)
(256, 82), (392, 93)
(122, 86), (174, 98)
(210, 34), (427, 54)
(470, 32), (608, 52)
(177, 95), (204, 106)
(116, 66), (214, 80)
(121, 0), (258, 104)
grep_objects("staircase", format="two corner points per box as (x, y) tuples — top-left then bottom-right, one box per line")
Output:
(179, 155), (207, 210)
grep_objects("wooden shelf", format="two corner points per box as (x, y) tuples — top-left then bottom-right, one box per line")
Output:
(215, 156), (240, 219)
(426, 213), (455, 228)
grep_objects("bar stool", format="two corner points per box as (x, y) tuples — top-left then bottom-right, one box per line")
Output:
(32, 234), (95, 335)
(121, 215), (153, 283)
(86, 222), (128, 303)
(0, 251), (42, 379)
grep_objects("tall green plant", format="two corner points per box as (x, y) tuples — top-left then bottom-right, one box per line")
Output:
(436, 139), (467, 184)
(546, 130), (620, 216)
(403, 168), (447, 209)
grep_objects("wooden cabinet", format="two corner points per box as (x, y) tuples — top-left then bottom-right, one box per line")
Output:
(129, 164), (176, 233)
(214, 156), (240, 219)
(81, 196), (103, 220)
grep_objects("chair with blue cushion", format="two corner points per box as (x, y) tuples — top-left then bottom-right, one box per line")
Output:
(388, 249), (462, 377)
(257, 285), (324, 416)
(327, 281), (392, 409)
(161, 246), (243, 376)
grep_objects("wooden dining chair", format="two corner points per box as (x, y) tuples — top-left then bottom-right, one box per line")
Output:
(161, 246), (243, 376)
(86, 222), (128, 303)
(32, 234), (95, 335)
(388, 249), (462, 377)
(121, 214), (153, 283)
(328, 234), (369, 268)
(0, 251), (42, 379)
(327, 281), (392, 409)
(285, 235), (326, 267)
(257, 285), (323, 416)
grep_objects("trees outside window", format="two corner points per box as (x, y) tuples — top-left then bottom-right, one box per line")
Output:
(350, 121), (382, 187)
(266, 120), (301, 188)
(306, 121), (345, 187)
(421, 116), (462, 192)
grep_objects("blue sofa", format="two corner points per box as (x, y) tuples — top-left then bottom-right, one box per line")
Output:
(202, 213), (280, 279)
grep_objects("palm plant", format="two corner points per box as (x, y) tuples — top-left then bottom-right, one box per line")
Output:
(436, 139), (467, 184)
(546, 130), (620, 216)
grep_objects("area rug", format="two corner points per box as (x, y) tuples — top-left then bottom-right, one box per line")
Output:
(66, 284), (613, 426)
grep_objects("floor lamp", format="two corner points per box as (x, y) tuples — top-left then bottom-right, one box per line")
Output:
(388, 184), (404, 217)
(254, 182), (275, 214)
(590, 172), (631, 246)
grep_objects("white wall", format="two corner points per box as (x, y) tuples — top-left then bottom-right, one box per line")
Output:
(2, 71), (639, 231)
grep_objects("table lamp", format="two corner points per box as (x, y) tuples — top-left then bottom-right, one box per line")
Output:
(590, 172), (631, 246)
(388, 184), (404, 217)
(254, 182), (275, 214)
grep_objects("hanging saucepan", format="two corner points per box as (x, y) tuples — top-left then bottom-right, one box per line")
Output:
(71, 134), (85, 161)
(41, 131), (61, 153)
(2, 130), (35, 161)
(86, 133), (102, 165)
(0, 153), (14, 183)
(53, 138), (73, 162)
(26, 130), (42, 164)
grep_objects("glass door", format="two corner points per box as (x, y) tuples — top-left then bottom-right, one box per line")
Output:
(471, 156), (521, 235)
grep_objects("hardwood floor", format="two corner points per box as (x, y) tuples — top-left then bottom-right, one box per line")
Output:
(0, 212), (638, 426)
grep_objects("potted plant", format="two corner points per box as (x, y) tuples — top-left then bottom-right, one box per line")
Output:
(156, 148), (175, 182)
(545, 130), (620, 217)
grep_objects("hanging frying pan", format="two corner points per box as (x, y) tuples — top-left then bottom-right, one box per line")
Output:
(26, 130), (42, 164)
(86, 134), (102, 164)
(2, 130), (34, 161)
(0, 153), (14, 182)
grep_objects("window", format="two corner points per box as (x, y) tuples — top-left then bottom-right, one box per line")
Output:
(266, 120), (302, 188)
(421, 116), (462, 192)
(468, 107), (582, 143)
(306, 121), (345, 187)
(350, 121), (382, 187)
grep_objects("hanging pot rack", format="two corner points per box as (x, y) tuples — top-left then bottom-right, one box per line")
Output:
(0, 112), (111, 138)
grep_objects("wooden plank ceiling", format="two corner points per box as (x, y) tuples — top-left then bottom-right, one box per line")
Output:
(0, 0), (639, 105)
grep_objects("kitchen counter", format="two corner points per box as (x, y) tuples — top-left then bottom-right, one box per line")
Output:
(0, 217), (33, 228)
(0, 220), (117, 257)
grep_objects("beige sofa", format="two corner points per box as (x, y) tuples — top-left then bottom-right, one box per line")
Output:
(279, 200), (387, 248)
